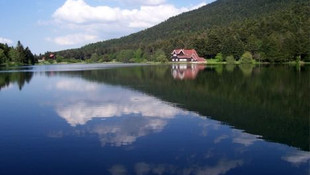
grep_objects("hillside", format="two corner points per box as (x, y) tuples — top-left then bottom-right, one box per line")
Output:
(55, 0), (310, 62)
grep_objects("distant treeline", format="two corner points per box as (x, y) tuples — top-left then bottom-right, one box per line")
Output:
(0, 41), (37, 66)
(52, 0), (309, 63)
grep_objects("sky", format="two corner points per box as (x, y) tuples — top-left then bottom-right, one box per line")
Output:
(0, 0), (215, 54)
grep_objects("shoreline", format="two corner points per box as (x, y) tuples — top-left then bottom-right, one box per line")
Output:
(1, 60), (309, 68)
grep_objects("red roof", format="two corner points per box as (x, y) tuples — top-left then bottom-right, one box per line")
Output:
(172, 49), (205, 62)
(49, 54), (55, 58)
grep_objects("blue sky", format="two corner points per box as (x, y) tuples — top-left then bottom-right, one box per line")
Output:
(0, 0), (215, 54)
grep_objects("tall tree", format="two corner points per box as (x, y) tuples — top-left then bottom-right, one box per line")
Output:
(15, 41), (25, 63)
(24, 47), (35, 65)
(0, 49), (7, 64)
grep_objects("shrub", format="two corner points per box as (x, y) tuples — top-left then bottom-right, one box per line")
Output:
(90, 53), (100, 62)
(225, 55), (235, 64)
(215, 53), (223, 62)
(47, 59), (54, 64)
(116, 49), (134, 63)
(240, 51), (253, 64)
(67, 58), (79, 63)
(56, 56), (64, 63)
(154, 49), (168, 63)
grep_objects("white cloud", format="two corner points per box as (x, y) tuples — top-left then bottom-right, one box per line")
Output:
(0, 37), (13, 44)
(52, 0), (200, 28)
(48, 0), (206, 46)
(119, 0), (166, 6)
(47, 33), (98, 46)
(53, 0), (121, 24)
(190, 2), (207, 10)
(126, 5), (188, 28)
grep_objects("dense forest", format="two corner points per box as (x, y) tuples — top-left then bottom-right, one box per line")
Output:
(0, 41), (36, 66)
(54, 0), (310, 63)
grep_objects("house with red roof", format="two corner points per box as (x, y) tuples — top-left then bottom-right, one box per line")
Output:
(171, 49), (205, 62)
(49, 53), (55, 59)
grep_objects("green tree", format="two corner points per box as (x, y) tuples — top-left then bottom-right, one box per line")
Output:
(240, 51), (254, 64)
(0, 43), (9, 62)
(215, 53), (223, 62)
(193, 37), (208, 57)
(8, 48), (18, 63)
(15, 41), (25, 64)
(0, 49), (7, 64)
(90, 53), (100, 62)
(222, 35), (244, 59)
(153, 49), (167, 63)
(263, 33), (287, 62)
(205, 31), (222, 57)
(116, 49), (134, 63)
(56, 55), (65, 63)
(133, 48), (144, 62)
(285, 5), (310, 61)
(245, 35), (262, 60)
(24, 47), (35, 65)
(225, 55), (236, 64)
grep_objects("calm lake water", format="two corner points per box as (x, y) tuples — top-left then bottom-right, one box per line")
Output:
(0, 63), (309, 175)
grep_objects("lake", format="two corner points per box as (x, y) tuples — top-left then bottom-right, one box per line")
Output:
(0, 63), (309, 175)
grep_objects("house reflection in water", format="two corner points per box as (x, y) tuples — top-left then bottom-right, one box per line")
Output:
(171, 64), (205, 80)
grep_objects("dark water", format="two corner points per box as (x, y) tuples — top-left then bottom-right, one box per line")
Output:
(0, 64), (309, 175)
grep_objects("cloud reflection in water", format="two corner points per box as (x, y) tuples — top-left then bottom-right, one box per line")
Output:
(91, 117), (167, 146)
(112, 159), (244, 175)
(52, 79), (186, 146)
(282, 151), (310, 165)
(54, 79), (182, 126)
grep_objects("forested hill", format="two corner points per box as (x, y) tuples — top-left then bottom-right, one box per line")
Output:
(55, 0), (310, 63)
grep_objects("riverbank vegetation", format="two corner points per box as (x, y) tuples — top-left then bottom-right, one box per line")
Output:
(0, 41), (36, 66)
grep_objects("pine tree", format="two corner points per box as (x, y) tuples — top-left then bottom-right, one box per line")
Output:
(0, 49), (7, 64)
(24, 47), (35, 65)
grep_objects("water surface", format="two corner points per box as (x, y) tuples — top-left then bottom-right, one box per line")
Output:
(0, 64), (309, 175)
